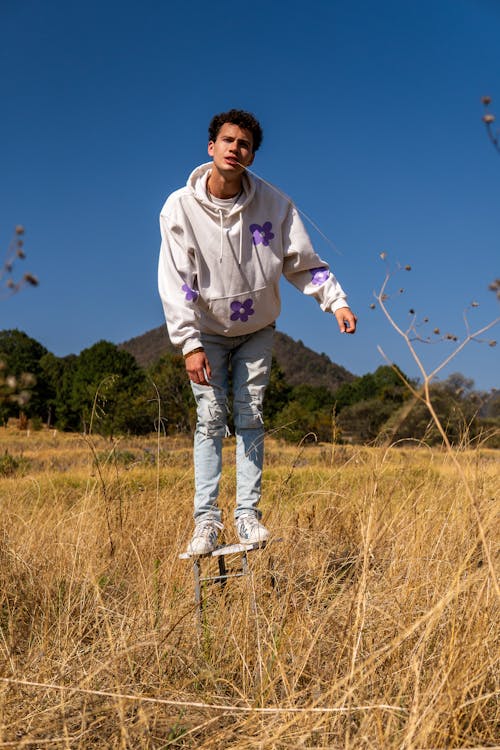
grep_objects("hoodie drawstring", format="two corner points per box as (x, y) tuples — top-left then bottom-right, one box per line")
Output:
(218, 209), (244, 265)
(238, 213), (243, 265)
(218, 210), (224, 263)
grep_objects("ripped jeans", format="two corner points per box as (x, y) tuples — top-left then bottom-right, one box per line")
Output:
(190, 325), (274, 524)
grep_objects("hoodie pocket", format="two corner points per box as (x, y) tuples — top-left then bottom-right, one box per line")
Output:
(206, 285), (280, 335)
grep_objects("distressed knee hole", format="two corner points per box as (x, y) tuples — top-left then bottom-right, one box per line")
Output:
(234, 399), (264, 430)
(196, 400), (227, 437)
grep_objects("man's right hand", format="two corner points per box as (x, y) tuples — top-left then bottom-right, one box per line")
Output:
(185, 350), (211, 386)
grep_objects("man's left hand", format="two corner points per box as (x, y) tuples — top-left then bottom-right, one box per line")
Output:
(335, 307), (357, 334)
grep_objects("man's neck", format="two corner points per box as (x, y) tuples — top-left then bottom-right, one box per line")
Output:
(207, 169), (243, 199)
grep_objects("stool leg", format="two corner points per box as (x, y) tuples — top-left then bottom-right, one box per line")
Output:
(193, 558), (202, 631)
(241, 550), (249, 575)
(269, 555), (277, 591)
(218, 555), (227, 590)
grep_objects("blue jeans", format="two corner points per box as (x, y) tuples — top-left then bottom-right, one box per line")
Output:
(190, 325), (274, 524)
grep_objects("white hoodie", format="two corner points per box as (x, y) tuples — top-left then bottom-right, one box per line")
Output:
(158, 162), (348, 355)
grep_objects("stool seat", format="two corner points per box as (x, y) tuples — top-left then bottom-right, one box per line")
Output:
(179, 540), (270, 560)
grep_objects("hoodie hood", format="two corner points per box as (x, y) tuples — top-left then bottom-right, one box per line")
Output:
(185, 161), (258, 264)
(187, 161), (256, 217)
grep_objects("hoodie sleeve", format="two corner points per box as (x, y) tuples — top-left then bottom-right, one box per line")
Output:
(281, 203), (349, 313)
(158, 199), (203, 355)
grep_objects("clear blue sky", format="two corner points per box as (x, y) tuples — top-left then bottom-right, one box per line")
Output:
(1, 0), (499, 391)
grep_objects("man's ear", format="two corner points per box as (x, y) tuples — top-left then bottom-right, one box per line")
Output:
(208, 141), (214, 157)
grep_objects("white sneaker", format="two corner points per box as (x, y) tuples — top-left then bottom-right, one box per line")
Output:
(187, 519), (223, 556)
(236, 513), (270, 545)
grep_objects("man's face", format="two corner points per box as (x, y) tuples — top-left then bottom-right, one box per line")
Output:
(208, 123), (255, 176)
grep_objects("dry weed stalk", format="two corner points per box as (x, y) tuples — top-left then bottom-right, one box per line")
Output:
(0, 227), (39, 411)
(482, 95), (500, 155)
(0, 365), (35, 409)
(148, 377), (167, 537)
(82, 376), (126, 556)
(1, 226), (38, 299)
(375, 258), (500, 602)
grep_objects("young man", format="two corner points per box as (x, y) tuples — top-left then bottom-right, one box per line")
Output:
(158, 109), (357, 555)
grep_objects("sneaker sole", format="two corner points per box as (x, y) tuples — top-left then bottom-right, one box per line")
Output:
(237, 534), (270, 545)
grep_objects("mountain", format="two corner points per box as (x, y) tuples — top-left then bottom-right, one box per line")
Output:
(119, 326), (355, 392)
(271, 332), (355, 390)
(119, 325), (175, 367)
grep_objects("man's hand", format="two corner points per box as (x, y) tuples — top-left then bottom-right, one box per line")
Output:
(335, 306), (357, 334)
(185, 350), (212, 385)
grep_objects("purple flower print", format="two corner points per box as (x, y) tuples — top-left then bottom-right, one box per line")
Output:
(230, 298), (255, 322)
(249, 221), (275, 247)
(309, 267), (329, 286)
(182, 283), (198, 302)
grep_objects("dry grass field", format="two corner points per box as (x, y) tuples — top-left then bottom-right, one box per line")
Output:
(0, 426), (498, 748)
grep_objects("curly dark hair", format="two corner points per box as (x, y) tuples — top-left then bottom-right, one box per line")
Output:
(208, 109), (263, 153)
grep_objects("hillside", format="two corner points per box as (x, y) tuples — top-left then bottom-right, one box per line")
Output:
(118, 325), (355, 392)
(118, 325), (176, 367)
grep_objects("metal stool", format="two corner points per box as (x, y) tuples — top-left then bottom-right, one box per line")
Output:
(179, 540), (280, 628)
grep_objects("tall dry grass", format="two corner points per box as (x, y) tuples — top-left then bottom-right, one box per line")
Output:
(0, 427), (498, 748)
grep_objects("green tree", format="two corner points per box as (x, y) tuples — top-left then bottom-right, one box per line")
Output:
(0, 329), (50, 422)
(264, 358), (292, 426)
(147, 353), (194, 434)
(70, 340), (146, 436)
(337, 397), (396, 443)
(379, 373), (487, 446)
(270, 383), (336, 442)
(39, 352), (79, 429)
(332, 365), (411, 412)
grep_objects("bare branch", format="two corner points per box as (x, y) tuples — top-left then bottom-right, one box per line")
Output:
(376, 257), (500, 601)
(1, 226), (38, 299)
(481, 95), (500, 155)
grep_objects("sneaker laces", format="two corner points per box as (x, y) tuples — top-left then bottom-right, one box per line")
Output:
(239, 514), (260, 529)
(194, 519), (223, 539)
